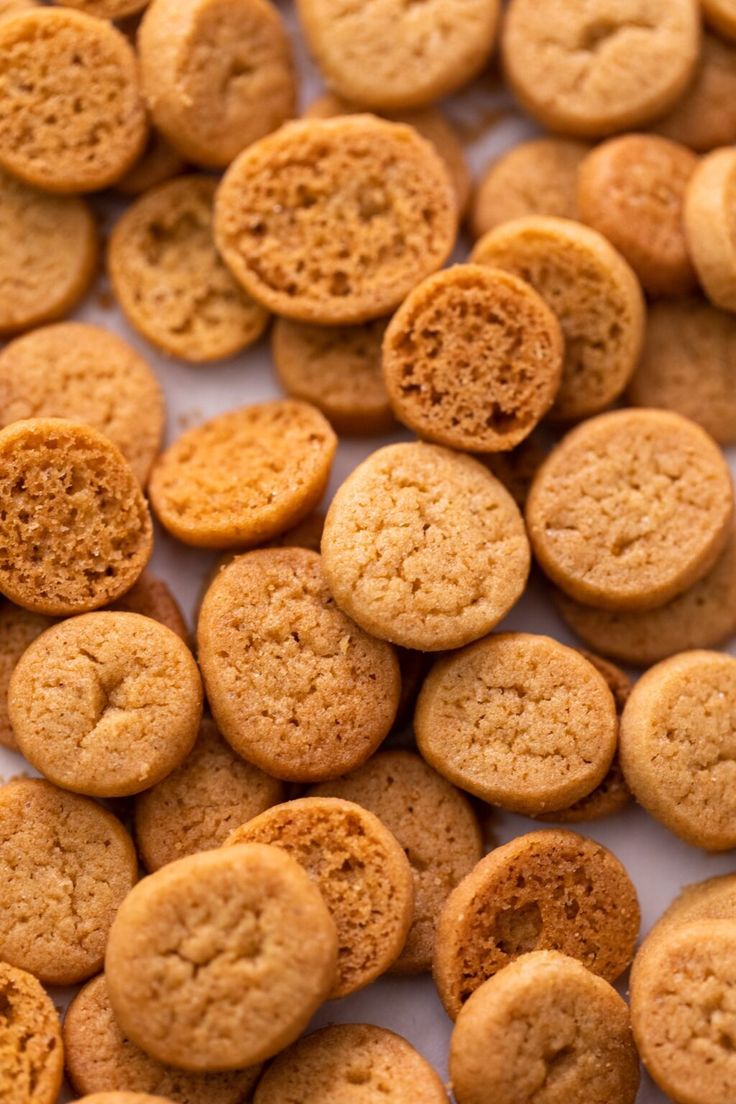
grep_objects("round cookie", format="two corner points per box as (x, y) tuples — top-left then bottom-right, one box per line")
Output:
(471, 217), (645, 422)
(310, 750), (483, 974)
(415, 633), (618, 815)
(9, 611), (202, 798)
(0, 601), (53, 750)
(684, 147), (736, 312)
(105, 844), (338, 1070)
(382, 265), (563, 453)
(54, 0), (149, 16)
(0, 778), (137, 985)
(501, 0), (701, 137)
(578, 134), (697, 296)
(109, 176), (269, 363)
(0, 962), (64, 1104)
(0, 323), (164, 485)
(433, 828), (640, 1019)
(115, 132), (186, 197)
(295, 0), (499, 111)
(253, 1024), (447, 1104)
(654, 31), (736, 152)
(227, 796), (415, 998)
(526, 408), (734, 612)
(214, 116), (457, 325)
(703, 0), (736, 39)
(149, 401), (336, 549)
(110, 572), (188, 641)
(450, 952), (639, 1104)
(483, 431), (547, 509)
(321, 442), (530, 651)
(73, 1096), (173, 1104)
(0, 418), (152, 616)
(0, 7), (146, 192)
(645, 873), (736, 946)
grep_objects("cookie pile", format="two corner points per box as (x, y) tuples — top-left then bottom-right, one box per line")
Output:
(1, 1), (736, 1103)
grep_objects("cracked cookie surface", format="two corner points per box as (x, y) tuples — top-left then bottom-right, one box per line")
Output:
(0, 961), (64, 1104)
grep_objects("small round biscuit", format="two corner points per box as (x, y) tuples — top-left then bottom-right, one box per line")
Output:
(654, 31), (736, 152)
(227, 797), (415, 998)
(215, 116), (457, 325)
(527, 409), (734, 612)
(684, 147), (736, 312)
(0, 962), (64, 1104)
(382, 265), (563, 453)
(703, 0), (736, 39)
(110, 572), (188, 641)
(115, 132), (186, 197)
(0, 601), (53, 750)
(9, 612), (202, 798)
(321, 442), (530, 652)
(54, 1), (149, 16)
(471, 217), (645, 422)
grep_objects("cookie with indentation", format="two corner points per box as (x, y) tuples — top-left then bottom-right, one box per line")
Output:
(110, 572), (188, 642)
(433, 828), (640, 1019)
(115, 131), (186, 197)
(684, 147), (736, 312)
(227, 796), (414, 998)
(703, 0), (736, 40)
(0, 962), (64, 1104)
(215, 116), (457, 325)
(654, 31), (736, 152)
(9, 611), (202, 798)
(0, 601), (53, 750)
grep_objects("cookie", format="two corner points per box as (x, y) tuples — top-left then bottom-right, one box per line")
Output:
(0, 962), (64, 1104)
(0, 418), (152, 616)
(654, 31), (736, 152)
(415, 633), (618, 815)
(394, 648), (433, 729)
(73, 1096), (173, 1104)
(0, 778), (137, 985)
(149, 401), (336, 549)
(54, 0), (149, 17)
(382, 265), (562, 453)
(321, 442), (530, 651)
(109, 176), (269, 363)
(703, 0), (736, 39)
(227, 796), (414, 998)
(139, 0), (295, 169)
(110, 572), (188, 641)
(214, 116), (457, 325)
(253, 1024), (447, 1104)
(265, 511), (325, 553)
(64, 974), (261, 1104)
(105, 844), (338, 1070)
(0, 7), (146, 192)
(0, 601), (53, 750)
(272, 317), (395, 436)
(310, 749), (483, 974)
(0, 0), (38, 16)
(433, 828), (640, 1019)
(449, 951), (639, 1104)
(644, 873), (736, 946)
(0, 323), (164, 485)
(502, 0), (700, 137)
(684, 147), (736, 312)
(578, 134), (697, 296)
(115, 132), (186, 197)
(482, 431), (547, 510)
(296, 0), (499, 111)
(527, 408), (734, 611)
(9, 611), (202, 798)
(471, 217), (645, 422)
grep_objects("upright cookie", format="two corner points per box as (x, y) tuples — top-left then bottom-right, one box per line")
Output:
(0, 601), (53, 750)
(110, 572), (188, 641)
(703, 0), (736, 39)
(644, 873), (736, 946)
(654, 31), (736, 152)
(0, 962), (64, 1104)
(684, 147), (736, 312)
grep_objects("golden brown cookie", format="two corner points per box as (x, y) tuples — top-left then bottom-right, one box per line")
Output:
(654, 31), (736, 152)
(0, 0), (38, 17)
(149, 401), (336, 549)
(0, 7), (146, 192)
(9, 612), (202, 798)
(321, 442), (530, 651)
(0, 418), (152, 616)
(472, 217), (645, 422)
(0, 962), (64, 1104)
(450, 951), (639, 1104)
(482, 432), (547, 510)
(502, 0), (701, 137)
(415, 633), (617, 815)
(109, 176), (269, 363)
(0, 601), (53, 750)
(0, 778), (137, 985)
(703, 0), (736, 39)
(115, 131), (186, 197)
(105, 844), (338, 1070)
(54, 0), (149, 17)
(684, 147), (736, 312)
(264, 511), (325, 552)
(215, 116), (457, 325)
(72, 1096), (173, 1104)
(310, 750), (483, 974)
(110, 572), (188, 641)
(227, 796), (414, 998)
(527, 408), (734, 611)
(644, 873), (736, 947)
(433, 828), (640, 1019)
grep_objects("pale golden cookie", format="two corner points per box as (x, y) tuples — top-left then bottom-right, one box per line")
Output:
(654, 31), (736, 151)
(684, 147), (736, 312)
(321, 442), (530, 651)
(482, 431), (547, 509)
(0, 962), (64, 1104)
(115, 132), (186, 197)
(215, 116), (457, 325)
(0, 601), (53, 750)
(703, 0), (736, 39)
(110, 572), (188, 641)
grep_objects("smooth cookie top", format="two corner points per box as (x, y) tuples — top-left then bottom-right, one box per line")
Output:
(684, 147), (736, 313)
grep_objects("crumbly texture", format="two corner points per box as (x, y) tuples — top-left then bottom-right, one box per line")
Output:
(115, 132), (186, 197)
(110, 572), (188, 641)
(109, 176), (269, 363)
(383, 265), (562, 453)
(0, 778), (137, 986)
(0, 8), (146, 192)
(214, 116), (457, 325)
(433, 828), (640, 1019)
(415, 633), (618, 815)
(684, 148), (736, 312)
(472, 217), (645, 422)
(105, 844), (338, 1071)
(527, 408), (734, 611)
(578, 134), (697, 296)
(654, 31), (736, 151)
(9, 611), (202, 797)
(311, 750), (483, 973)
(321, 442), (530, 651)
(198, 549), (399, 781)
(0, 601), (53, 749)
(450, 951), (639, 1104)
(0, 961), (64, 1104)
(227, 797), (415, 998)
(0, 418), (152, 616)
(483, 432), (547, 509)
(53, 1), (150, 17)
(502, 0), (700, 137)
(253, 1024), (448, 1104)
(149, 401), (336, 549)
(703, 0), (736, 39)
(135, 718), (285, 870)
